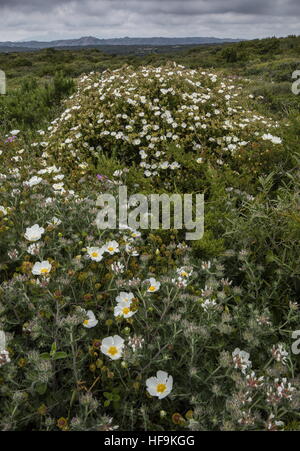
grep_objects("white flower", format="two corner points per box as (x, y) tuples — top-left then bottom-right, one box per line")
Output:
(159, 161), (169, 170)
(101, 335), (124, 360)
(113, 170), (123, 177)
(128, 335), (144, 352)
(139, 150), (147, 159)
(177, 267), (193, 278)
(0, 349), (10, 368)
(87, 247), (104, 262)
(201, 261), (211, 271)
(262, 133), (282, 145)
(25, 176), (43, 187)
(0, 206), (8, 216)
(83, 310), (98, 328)
(53, 174), (65, 181)
(172, 277), (188, 288)
(147, 277), (160, 293)
(111, 261), (125, 274)
(27, 243), (41, 256)
(201, 299), (217, 311)
(32, 260), (52, 276)
(130, 229), (141, 239)
(114, 301), (137, 318)
(271, 344), (289, 365)
(104, 240), (119, 255)
(24, 224), (45, 242)
(48, 217), (62, 226)
(232, 348), (252, 374)
(0, 331), (10, 368)
(53, 182), (65, 192)
(116, 292), (135, 305)
(125, 243), (139, 256)
(170, 161), (180, 170)
(146, 371), (173, 399)
(10, 129), (20, 136)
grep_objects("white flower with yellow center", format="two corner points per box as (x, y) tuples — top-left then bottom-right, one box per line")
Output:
(147, 277), (160, 293)
(24, 224), (45, 242)
(53, 182), (65, 192)
(48, 217), (62, 227)
(116, 292), (135, 305)
(87, 247), (104, 262)
(83, 310), (98, 328)
(32, 260), (52, 276)
(114, 301), (136, 319)
(176, 267), (193, 278)
(101, 335), (124, 360)
(146, 371), (173, 399)
(104, 240), (120, 255)
(130, 229), (141, 239)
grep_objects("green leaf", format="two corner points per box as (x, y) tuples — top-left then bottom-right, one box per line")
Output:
(53, 352), (68, 360)
(50, 342), (57, 356)
(40, 353), (51, 360)
(103, 392), (113, 400)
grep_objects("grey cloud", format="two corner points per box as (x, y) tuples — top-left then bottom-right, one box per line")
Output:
(0, 0), (298, 41)
(1, 0), (300, 16)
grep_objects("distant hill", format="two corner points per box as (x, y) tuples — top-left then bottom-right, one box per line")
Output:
(0, 35), (242, 51)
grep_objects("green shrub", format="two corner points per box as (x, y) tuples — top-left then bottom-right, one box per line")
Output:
(0, 72), (75, 135)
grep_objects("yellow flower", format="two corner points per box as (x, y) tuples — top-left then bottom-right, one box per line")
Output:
(57, 417), (68, 430)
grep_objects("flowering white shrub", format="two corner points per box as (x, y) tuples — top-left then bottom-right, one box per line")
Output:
(42, 64), (284, 193)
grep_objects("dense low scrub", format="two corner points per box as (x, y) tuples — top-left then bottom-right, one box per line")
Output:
(0, 72), (74, 137)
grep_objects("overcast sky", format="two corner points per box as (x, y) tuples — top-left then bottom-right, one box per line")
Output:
(0, 0), (299, 42)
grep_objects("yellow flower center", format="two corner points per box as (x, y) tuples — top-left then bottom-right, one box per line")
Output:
(149, 285), (156, 292)
(181, 271), (188, 277)
(41, 268), (49, 274)
(91, 252), (99, 257)
(122, 307), (130, 315)
(108, 346), (118, 356)
(83, 319), (89, 325)
(156, 383), (167, 393)
(107, 247), (115, 252)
